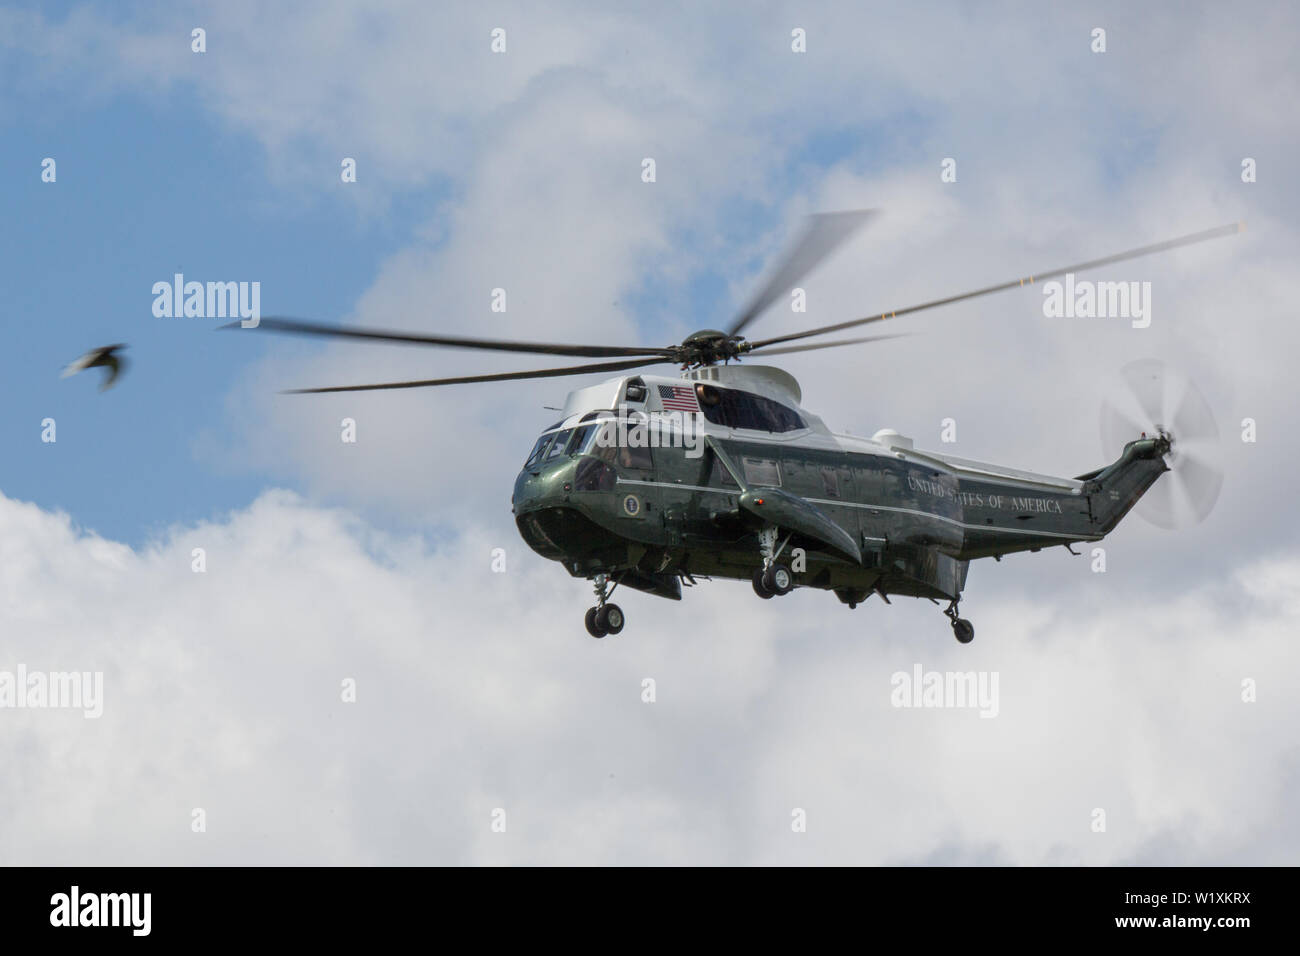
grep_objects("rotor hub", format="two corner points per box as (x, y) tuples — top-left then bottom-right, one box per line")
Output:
(674, 329), (750, 367)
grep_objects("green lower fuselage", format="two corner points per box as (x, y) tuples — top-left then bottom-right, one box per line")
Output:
(513, 421), (1168, 606)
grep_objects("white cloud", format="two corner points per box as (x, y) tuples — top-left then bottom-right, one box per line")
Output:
(1, 489), (1296, 864)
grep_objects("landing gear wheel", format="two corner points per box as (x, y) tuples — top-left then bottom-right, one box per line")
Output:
(762, 563), (794, 596)
(585, 607), (606, 638)
(752, 568), (774, 599)
(596, 603), (624, 635)
(952, 618), (974, 644)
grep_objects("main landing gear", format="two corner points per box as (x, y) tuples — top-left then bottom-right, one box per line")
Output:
(585, 573), (625, 639)
(751, 564), (793, 598)
(751, 527), (795, 599)
(944, 599), (975, 644)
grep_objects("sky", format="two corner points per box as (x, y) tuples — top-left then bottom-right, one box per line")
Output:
(1, 1), (1297, 865)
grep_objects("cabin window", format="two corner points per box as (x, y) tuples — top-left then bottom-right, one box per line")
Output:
(742, 457), (781, 486)
(711, 456), (738, 488)
(694, 384), (805, 433)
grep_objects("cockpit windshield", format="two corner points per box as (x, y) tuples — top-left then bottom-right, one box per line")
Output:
(524, 432), (555, 469)
(524, 416), (613, 469)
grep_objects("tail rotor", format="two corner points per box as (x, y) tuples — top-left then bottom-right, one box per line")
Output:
(1099, 359), (1224, 529)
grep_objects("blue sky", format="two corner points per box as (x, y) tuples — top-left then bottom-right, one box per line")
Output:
(1, 66), (438, 542)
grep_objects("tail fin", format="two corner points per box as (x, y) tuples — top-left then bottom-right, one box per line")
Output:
(1076, 435), (1170, 534)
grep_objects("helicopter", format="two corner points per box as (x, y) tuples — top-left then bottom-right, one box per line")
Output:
(235, 212), (1239, 642)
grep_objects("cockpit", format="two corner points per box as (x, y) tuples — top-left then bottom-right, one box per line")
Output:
(523, 420), (603, 470)
(521, 410), (657, 494)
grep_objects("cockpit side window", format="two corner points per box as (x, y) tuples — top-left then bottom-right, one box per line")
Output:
(592, 423), (618, 463)
(543, 428), (574, 461)
(591, 420), (652, 471)
(621, 444), (652, 470)
(565, 423), (598, 455)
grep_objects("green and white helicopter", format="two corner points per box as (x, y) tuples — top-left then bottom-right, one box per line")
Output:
(242, 214), (1238, 641)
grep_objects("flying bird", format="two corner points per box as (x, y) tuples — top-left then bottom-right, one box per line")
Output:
(61, 344), (128, 390)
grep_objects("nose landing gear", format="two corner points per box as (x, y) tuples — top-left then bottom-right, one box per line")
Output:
(585, 573), (625, 638)
(944, 599), (975, 644)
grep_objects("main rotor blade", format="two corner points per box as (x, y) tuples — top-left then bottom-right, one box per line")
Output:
(282, 357), (668, 394)
(229, 317), (673, 359)
(746, 333), (910, 357)
(747, 222), (1244, 350)
(726, 209), (878, 337)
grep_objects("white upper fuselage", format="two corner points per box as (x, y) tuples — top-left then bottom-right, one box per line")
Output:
(551, 365), (1081, 495)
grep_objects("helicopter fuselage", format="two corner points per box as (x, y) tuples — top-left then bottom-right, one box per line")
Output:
(511, 366), (1169, 609)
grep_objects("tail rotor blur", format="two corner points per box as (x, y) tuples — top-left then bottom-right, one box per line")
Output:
(1100, 359), (1223, 529)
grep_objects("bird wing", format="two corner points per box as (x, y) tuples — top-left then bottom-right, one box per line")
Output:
(61, 350), (102, 378)
(99, 353), (124, 390)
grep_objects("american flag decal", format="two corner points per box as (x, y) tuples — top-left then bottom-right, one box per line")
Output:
(658, 384), (700, 413)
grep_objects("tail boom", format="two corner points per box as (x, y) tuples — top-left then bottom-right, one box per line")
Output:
(948, 436), (1169, 560)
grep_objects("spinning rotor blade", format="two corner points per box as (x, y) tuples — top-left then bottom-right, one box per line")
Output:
(746, 333), (909, 357)
(1171, 379), (1220, 448)
(228, 317), (673, 360)
(747, 222), (1244, 351)
(1174, 451), (1223, 523)
(1099, 359), (1224, 529)
(726, 209), (878, 337)
(1118, 359), (1169, 428)
(283, 356), (667, 394)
